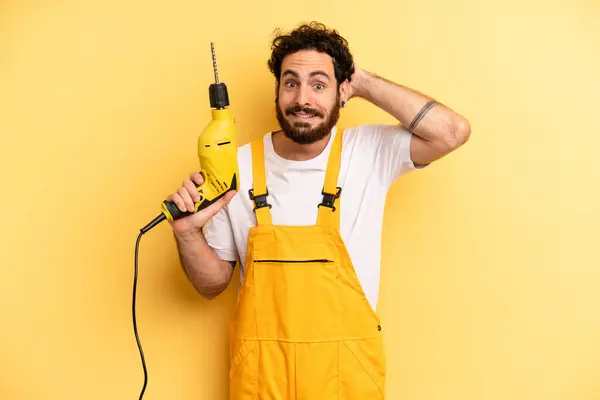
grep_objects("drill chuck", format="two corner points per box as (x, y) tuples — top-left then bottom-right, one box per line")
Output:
(209, 42), (229, 109)
(210, 82), (229, 109)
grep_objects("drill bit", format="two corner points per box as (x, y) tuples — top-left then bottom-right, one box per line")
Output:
(211, 42), (219, 84)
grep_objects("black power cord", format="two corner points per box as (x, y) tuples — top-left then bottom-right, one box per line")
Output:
(133, 230), (148, 399)
(133, 214), (166, 398)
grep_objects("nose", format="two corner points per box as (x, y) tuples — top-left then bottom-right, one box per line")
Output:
(295, 85), (311, 106)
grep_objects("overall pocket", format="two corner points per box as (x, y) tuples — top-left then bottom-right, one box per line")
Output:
(339, 337), (386, 399)
(229, 340), (258, 398)
(252, 258), (343, 341)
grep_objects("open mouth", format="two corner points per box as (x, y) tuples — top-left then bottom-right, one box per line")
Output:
(291, 112), (316, 119)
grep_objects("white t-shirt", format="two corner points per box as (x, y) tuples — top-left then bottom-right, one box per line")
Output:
(202, 123), (423, 312)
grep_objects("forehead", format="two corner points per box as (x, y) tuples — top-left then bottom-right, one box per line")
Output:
(280, 50), (335, 78)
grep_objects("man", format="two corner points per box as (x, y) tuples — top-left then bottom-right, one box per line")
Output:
(167, 22), (470, 399)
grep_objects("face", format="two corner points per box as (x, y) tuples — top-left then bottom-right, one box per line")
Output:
(275, 50), (347, 145)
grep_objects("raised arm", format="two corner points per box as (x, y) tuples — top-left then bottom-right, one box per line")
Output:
(347, 67), (471, 167)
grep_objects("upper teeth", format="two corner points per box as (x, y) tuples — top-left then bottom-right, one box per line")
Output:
(295, 113), (312, 118)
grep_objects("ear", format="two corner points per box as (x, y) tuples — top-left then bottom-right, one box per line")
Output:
(338, 79), (350, 106)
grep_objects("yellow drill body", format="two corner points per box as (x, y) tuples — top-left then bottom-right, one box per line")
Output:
(195, 107), (238, 206)
(160, 107), (238, 221)
(147, 42), (238, 225)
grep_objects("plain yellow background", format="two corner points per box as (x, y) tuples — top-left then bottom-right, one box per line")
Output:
(1, 0), (599, 399)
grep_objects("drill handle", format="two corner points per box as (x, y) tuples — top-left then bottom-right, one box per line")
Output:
(161, 180), (207, 221)
(161, 200), (194, 221)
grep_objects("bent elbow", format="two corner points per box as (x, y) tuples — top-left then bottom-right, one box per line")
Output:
(200, 285), (226, 300)
(439, 116), (471, 153)
(201, 292), (219, 300)
(451, 116), (471, 148)
(198, 265), (233, 300)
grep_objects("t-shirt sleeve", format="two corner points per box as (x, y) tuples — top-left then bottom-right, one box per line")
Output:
(201, 206), (239, 263)
(362, 123), (426, 186)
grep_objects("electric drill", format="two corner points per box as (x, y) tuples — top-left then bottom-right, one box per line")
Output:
(140, 42), (239, 233)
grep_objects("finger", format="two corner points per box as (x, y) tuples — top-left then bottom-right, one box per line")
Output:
(218, 190), (236, 207)
(223, 190), (237, 203)
(199, 190), (236, 219)
(210, 190), (237, 214)
(183, 179), (200, 202)
(189, 190), (236, 227)
(190, 171), (204, 186)
(168, 193), (187, 213)
(177, 186), (195, 212)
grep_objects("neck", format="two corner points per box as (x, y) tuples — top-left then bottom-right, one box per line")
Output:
(271, 130), (332, 161)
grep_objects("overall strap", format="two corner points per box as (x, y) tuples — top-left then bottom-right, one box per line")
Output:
(316, 128), (344, 230)
(250, 137), (272, 225)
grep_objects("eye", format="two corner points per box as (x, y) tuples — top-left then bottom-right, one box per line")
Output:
(285, 81), (297, 88)
(314, 83), (325, 90)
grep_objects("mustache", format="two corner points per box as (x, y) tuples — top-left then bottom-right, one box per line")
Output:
(285, 105), (325, 118)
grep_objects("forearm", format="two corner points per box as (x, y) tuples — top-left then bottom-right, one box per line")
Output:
(351, 69), (470, 148)
(174, 231), (233, 299)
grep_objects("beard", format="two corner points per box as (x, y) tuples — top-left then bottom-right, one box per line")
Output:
(275, 93), (341, 145)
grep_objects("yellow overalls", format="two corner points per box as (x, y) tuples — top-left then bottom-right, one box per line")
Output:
(228, 129), (386, 399)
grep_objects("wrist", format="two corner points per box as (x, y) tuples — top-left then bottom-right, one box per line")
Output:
(174, 229), (204, 245)
(349, 68), (370, 100)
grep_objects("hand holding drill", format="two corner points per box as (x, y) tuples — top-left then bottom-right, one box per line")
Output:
(166, 171), (237, 239)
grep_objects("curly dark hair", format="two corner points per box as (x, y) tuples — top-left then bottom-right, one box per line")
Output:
(267, 21), (355, 88)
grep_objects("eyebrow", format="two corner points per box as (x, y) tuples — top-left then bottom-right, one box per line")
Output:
(282, 69), (331, 81)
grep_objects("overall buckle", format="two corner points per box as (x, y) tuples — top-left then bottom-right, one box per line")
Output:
(319, 186), (342, 211)
(249, 188), (271, 210)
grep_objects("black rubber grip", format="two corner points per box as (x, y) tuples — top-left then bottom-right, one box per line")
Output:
(162, 200), (193, 220)
(162, 174), (237, 221)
